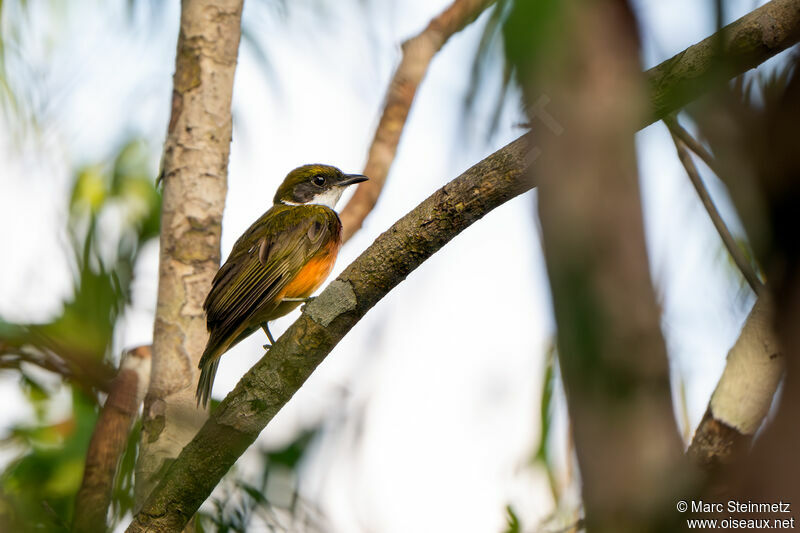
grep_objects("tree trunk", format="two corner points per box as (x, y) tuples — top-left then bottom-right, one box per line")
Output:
(134, 0), (244, 513)
(518, 1), (690, 530)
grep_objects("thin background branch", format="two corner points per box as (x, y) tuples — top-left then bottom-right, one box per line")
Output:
(666, 116), (719, 175)
(665, 116), (765, 294)
(339, 0), (496, 243)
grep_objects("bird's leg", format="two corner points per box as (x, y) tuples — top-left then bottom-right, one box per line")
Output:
(282, 296), (317, 312)
(261, 322), (276, 350)
(283, 296), (317, 313)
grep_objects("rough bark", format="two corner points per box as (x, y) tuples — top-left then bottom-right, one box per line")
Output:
(646, 0), (800, 125)
(127, 2), (800, 530)
(688, 297), (782, 468)
(524, 2), (689, 531)
(134, 0), (244, 512)
(73, 346), (151, 533)
(338, 0), (495, 243)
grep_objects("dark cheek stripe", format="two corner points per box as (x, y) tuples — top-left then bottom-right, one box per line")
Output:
(292, 183), (319, 203)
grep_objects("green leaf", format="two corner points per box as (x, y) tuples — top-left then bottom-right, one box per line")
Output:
(504, 504), (521, 533)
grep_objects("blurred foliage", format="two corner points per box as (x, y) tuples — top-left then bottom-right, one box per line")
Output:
(501, 0), (565, 100)
(0, 0), (55, 133)
(0, 138), (160, 531)
(463, 0), (513, 142)
(109, 418), (141, 526)
(533, 343), (556, 472)
(0, 138), (160, 388)
(503, 504), (521, 533)
(502, 343), (563, 533)
(728, 61), (797, 111)
(197, 428), (327, 533)
(464, 0), (568, 143)
(0, 0), (17, 119)
(0, 5), (162, 529)
(0, 388), (97, 531)
(505, 343), (585, 533)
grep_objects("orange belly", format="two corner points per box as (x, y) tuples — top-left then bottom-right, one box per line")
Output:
(281, 244), (339, 300)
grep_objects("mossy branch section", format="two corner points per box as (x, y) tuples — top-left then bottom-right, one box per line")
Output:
(127, 2), (800, 530)
(126, 136), (532, 533)
(646, 0), (800, 125)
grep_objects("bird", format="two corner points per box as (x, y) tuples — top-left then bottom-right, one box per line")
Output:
(196, 164), (368, 407)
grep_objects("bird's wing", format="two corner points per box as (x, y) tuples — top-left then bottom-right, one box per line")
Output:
(203, 205), (339, 356)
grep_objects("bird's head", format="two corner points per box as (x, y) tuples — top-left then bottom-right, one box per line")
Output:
(273, 164), (368, 209)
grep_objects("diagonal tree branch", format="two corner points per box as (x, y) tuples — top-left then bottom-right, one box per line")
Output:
(645, 0), (800, 125)
(339, 0), (496, 243)
(128, 1), (800, 530)
(665, 116), (765, 294)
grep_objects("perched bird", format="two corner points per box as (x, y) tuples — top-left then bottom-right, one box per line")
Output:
(196, 164), (368, 407)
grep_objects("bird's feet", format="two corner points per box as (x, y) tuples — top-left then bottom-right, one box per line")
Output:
(261, 323), (276, 351)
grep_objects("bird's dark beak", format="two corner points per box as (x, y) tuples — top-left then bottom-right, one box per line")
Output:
(339, 173), (369, 186)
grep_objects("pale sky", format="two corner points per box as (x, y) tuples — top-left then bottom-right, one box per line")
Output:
(0, 0), (777, 531)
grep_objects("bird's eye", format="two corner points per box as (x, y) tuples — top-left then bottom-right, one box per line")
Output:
(313, 175), (326, 186)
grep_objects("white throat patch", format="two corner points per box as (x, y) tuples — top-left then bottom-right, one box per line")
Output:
(306, 187), (345, 209)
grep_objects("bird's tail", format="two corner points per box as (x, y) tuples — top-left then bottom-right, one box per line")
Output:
(196, 351), (221, 409)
